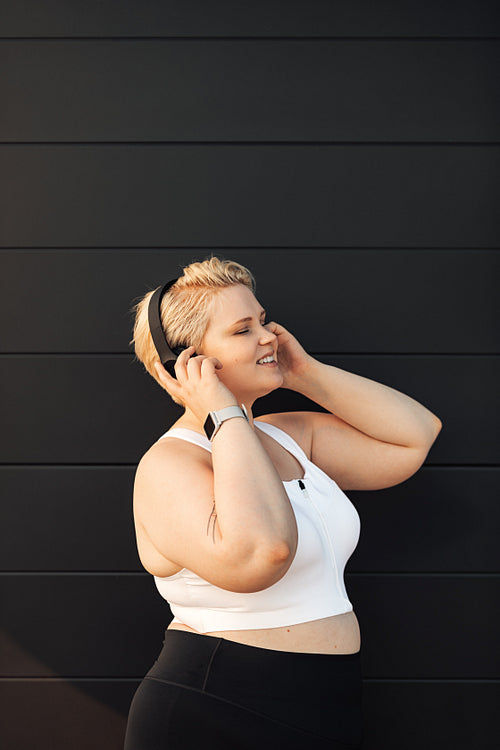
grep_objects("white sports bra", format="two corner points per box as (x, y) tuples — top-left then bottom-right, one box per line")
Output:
(153, 419), (361, 633)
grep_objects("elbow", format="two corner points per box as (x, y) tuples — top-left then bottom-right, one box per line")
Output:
(240, 541), (295, 593)
(415, 415), (443, 450)
(252, 537), (296, 591)
(269, 538), (294, 565)
(221, 537), (296, 594)
(430, 416), (443, 442)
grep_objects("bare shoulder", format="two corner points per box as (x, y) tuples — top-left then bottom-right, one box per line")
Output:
(132, 436), (216, 578)
(255, 411), (315, 459)
(135, 435), (212, 495)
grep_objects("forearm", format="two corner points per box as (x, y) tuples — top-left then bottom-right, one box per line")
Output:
(288, 358), (442, 448)
(210, 416), (298, 557)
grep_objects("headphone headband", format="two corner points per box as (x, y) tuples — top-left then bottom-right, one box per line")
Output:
(147, 278), (187, 374)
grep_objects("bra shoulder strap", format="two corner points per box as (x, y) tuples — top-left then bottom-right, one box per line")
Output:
(156, 427), (212, 454)
(158, 422), (309, 463)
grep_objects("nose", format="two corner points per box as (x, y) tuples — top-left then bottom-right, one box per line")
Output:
(259, 323), (277, 345)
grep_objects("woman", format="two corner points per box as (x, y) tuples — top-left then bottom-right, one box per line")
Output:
(125, 256), (442, 749)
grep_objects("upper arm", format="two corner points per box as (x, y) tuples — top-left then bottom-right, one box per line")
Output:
(302, 411), (440, 491)
(133, 442), (291, 593)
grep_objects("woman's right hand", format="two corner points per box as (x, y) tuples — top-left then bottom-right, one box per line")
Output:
(154, 345), (239, 421)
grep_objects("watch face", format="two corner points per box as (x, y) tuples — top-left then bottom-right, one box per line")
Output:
(203, 413), (215, 439)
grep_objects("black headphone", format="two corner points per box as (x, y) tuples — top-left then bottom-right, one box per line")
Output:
(147, 278), (196, 379)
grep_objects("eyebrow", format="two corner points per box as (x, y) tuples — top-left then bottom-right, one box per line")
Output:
(227, 309), (266, 330)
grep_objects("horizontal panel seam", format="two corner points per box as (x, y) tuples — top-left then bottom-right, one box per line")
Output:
(1, 36), (499, 42)
(2, 141), (500, 146)
(1, 246), (499, 251)
(0, 676), (498, 683)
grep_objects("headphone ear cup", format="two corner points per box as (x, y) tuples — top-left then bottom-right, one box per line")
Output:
(171, 343), (188, 357)
(163, 344), (196, 380)
(164, 360), (178, 379)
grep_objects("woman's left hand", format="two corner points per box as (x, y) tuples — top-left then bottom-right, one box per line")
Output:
(264, 321), (314, 388)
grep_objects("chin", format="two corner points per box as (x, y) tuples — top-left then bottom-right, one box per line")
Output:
(239, 377), (282, 403)
(259, 375), (284, 397)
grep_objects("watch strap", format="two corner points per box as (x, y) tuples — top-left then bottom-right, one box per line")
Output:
(204, 404), (249, 441)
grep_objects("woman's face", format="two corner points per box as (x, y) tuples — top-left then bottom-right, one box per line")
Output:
(200, 284), (283, 402)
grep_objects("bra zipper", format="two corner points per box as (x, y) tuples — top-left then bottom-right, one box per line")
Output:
(296, 477), (342, 596)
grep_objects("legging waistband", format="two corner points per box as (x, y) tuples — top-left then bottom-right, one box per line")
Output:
(148, 629), (360, 689)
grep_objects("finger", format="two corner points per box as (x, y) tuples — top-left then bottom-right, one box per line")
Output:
(186, 353), (222, 371)
(200, 356), (223, 372)
(180, 345), (196, 361)
(267, 320), (284, 336)
(185, 351), (207, 378)
(154, 361), (181, 395)
(186, 356), (215, 382)
(204, 356), (222, 369)
(174, 345), (195, 379)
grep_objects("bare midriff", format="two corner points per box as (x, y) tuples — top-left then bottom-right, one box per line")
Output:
(167, 610), (361, 654)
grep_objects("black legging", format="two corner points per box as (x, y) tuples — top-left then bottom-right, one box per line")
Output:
(125, 629), (364, 749)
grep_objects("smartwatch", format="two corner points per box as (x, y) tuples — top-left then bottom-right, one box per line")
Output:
(204, 403), (249, 441)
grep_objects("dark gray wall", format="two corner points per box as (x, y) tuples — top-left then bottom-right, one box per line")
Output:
(1, 2), (499, 748)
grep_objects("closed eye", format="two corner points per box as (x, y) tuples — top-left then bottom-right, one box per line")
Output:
(235, 318), (267, 335)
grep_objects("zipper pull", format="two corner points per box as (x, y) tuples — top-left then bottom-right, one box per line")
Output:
(298, 479), (306, 490)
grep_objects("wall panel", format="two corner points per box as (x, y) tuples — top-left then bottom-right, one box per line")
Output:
(1, 0), (499, 38)
(2, 40), (499, 142)
(1, 145), (499, 247)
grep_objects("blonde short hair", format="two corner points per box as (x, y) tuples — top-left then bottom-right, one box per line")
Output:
(130, 254), (256, 404)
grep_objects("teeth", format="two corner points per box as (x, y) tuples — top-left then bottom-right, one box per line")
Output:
(257, 355), (274, 364)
